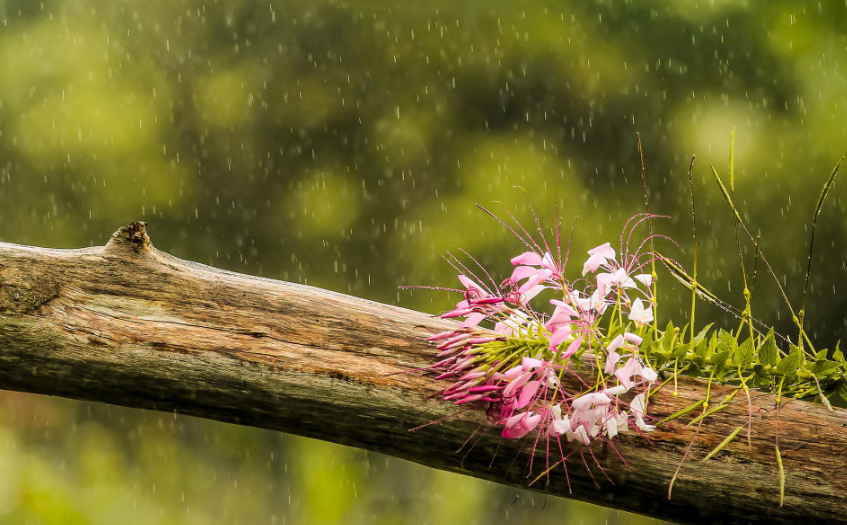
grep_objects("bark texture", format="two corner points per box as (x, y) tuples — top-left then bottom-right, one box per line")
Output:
(0, 222), (844, 524)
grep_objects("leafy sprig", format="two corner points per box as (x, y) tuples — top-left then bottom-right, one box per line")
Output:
(413, 133), (844, 504)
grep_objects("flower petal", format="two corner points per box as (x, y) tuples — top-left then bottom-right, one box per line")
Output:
(587, 242), (616, 259)
(562, 335), (583, 358)
(516, 380), (540, 409)
(510, 252), (543, 266)
(634, 274), (653, 287)
(459, 312), (486, 328)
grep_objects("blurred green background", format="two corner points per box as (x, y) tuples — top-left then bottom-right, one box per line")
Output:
(0, 0), (845, 523)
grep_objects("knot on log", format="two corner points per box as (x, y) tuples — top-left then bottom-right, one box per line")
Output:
(104, 222), (152, 255)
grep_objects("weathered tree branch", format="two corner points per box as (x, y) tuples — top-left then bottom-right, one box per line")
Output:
(0, 222), (844, 524)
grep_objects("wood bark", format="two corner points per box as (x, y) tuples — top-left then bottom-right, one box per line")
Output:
(0, 222), (844, 524)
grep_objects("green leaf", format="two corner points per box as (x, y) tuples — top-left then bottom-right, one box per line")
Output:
(753, 364), (774, 387)
(653, 352), (669, 371)
(711, 349), (731, 369)
(697, 334), (713, 359)
(811, 360), (842, 376)
(717, 330), (735, 353)
(789, 344), (806, 368)
(776, 348), (800, 378)
(834, 342), (844, 363)
(692, 322), (714, 345)
(660, 324), (675, 354)
(733, 338), (754, 367)
(685, 362), (702, 378)
(836, 377), (847, 403)
(646, 338), (661, 357)
(760, 330), (779, 366)
(672, 342), (690, 360)
(692, 337), (708, 363)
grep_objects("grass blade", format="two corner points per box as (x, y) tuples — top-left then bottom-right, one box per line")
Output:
(657, 399), (706, 425)
(729, 124), (736, 192)
(702, 425), (744, 461)
(776, 447), (785, 507)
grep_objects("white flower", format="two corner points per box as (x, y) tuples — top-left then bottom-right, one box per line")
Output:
(630, 393), (655, 432)
(603, 384), (629, 396)
(634, 273), (653, 287)
(605, 348), (621, 374)
(596, 267), (636, 297)
(549, 404), (572, 435)
(641, 366), (658, 382)
(607, 334), (625, 352)
(568, 426), (591, 445)
(606, 414), (620, 439)
(628, 298), (654, 327)
(571, 392), (612, 412)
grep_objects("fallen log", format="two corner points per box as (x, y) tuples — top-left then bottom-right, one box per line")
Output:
(0, 222), (844, 524)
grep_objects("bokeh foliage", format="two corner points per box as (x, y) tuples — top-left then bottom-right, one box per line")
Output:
(0, 0), (846, 523)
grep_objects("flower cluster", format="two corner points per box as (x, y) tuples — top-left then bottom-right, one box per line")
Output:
(418, 146), (847, 501)
(426, 222), (661, 451)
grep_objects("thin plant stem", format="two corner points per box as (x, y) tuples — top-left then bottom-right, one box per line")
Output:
(637, 133), (659, 341)
(798, 157), (844, 350)
(687, 155), (698, 347)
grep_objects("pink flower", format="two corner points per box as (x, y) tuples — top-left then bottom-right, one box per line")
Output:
(607, 334), (625, 352)
(582, 243), (616, 275)
(518, 268), (553, 303)
(510, 265), (540, 282)
(570, 426), (591, 445)
(548, 299), (577, 323)
(503, 365), (524, 381)
(582, 253), (608, 276)
(561, 335), (583, 359)
(516, 380), (540, 409)
(459, 312), (486, 329)
(568, 289), (607, 314)
(605, 349), (622, 374)
(596, 267), (636, 297)
(502, 411), (542, 438)
(624, 332), (643, 346)
(571, 392), (612, 412)
(548, 327), (573, 352)
(589, 242), (616, 259)
(510, 252), (544, 266)
(510, 252), (562, 297)
(502, 371), (533, 398)
(521, 357), (544, 370)
(614, 358), (642, 390)
(551, 416), (571, 435)
(420, 217), (669, 452)
(614, 357), (657, 390)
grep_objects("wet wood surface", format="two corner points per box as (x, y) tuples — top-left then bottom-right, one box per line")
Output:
(0, 222), (844, 524)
